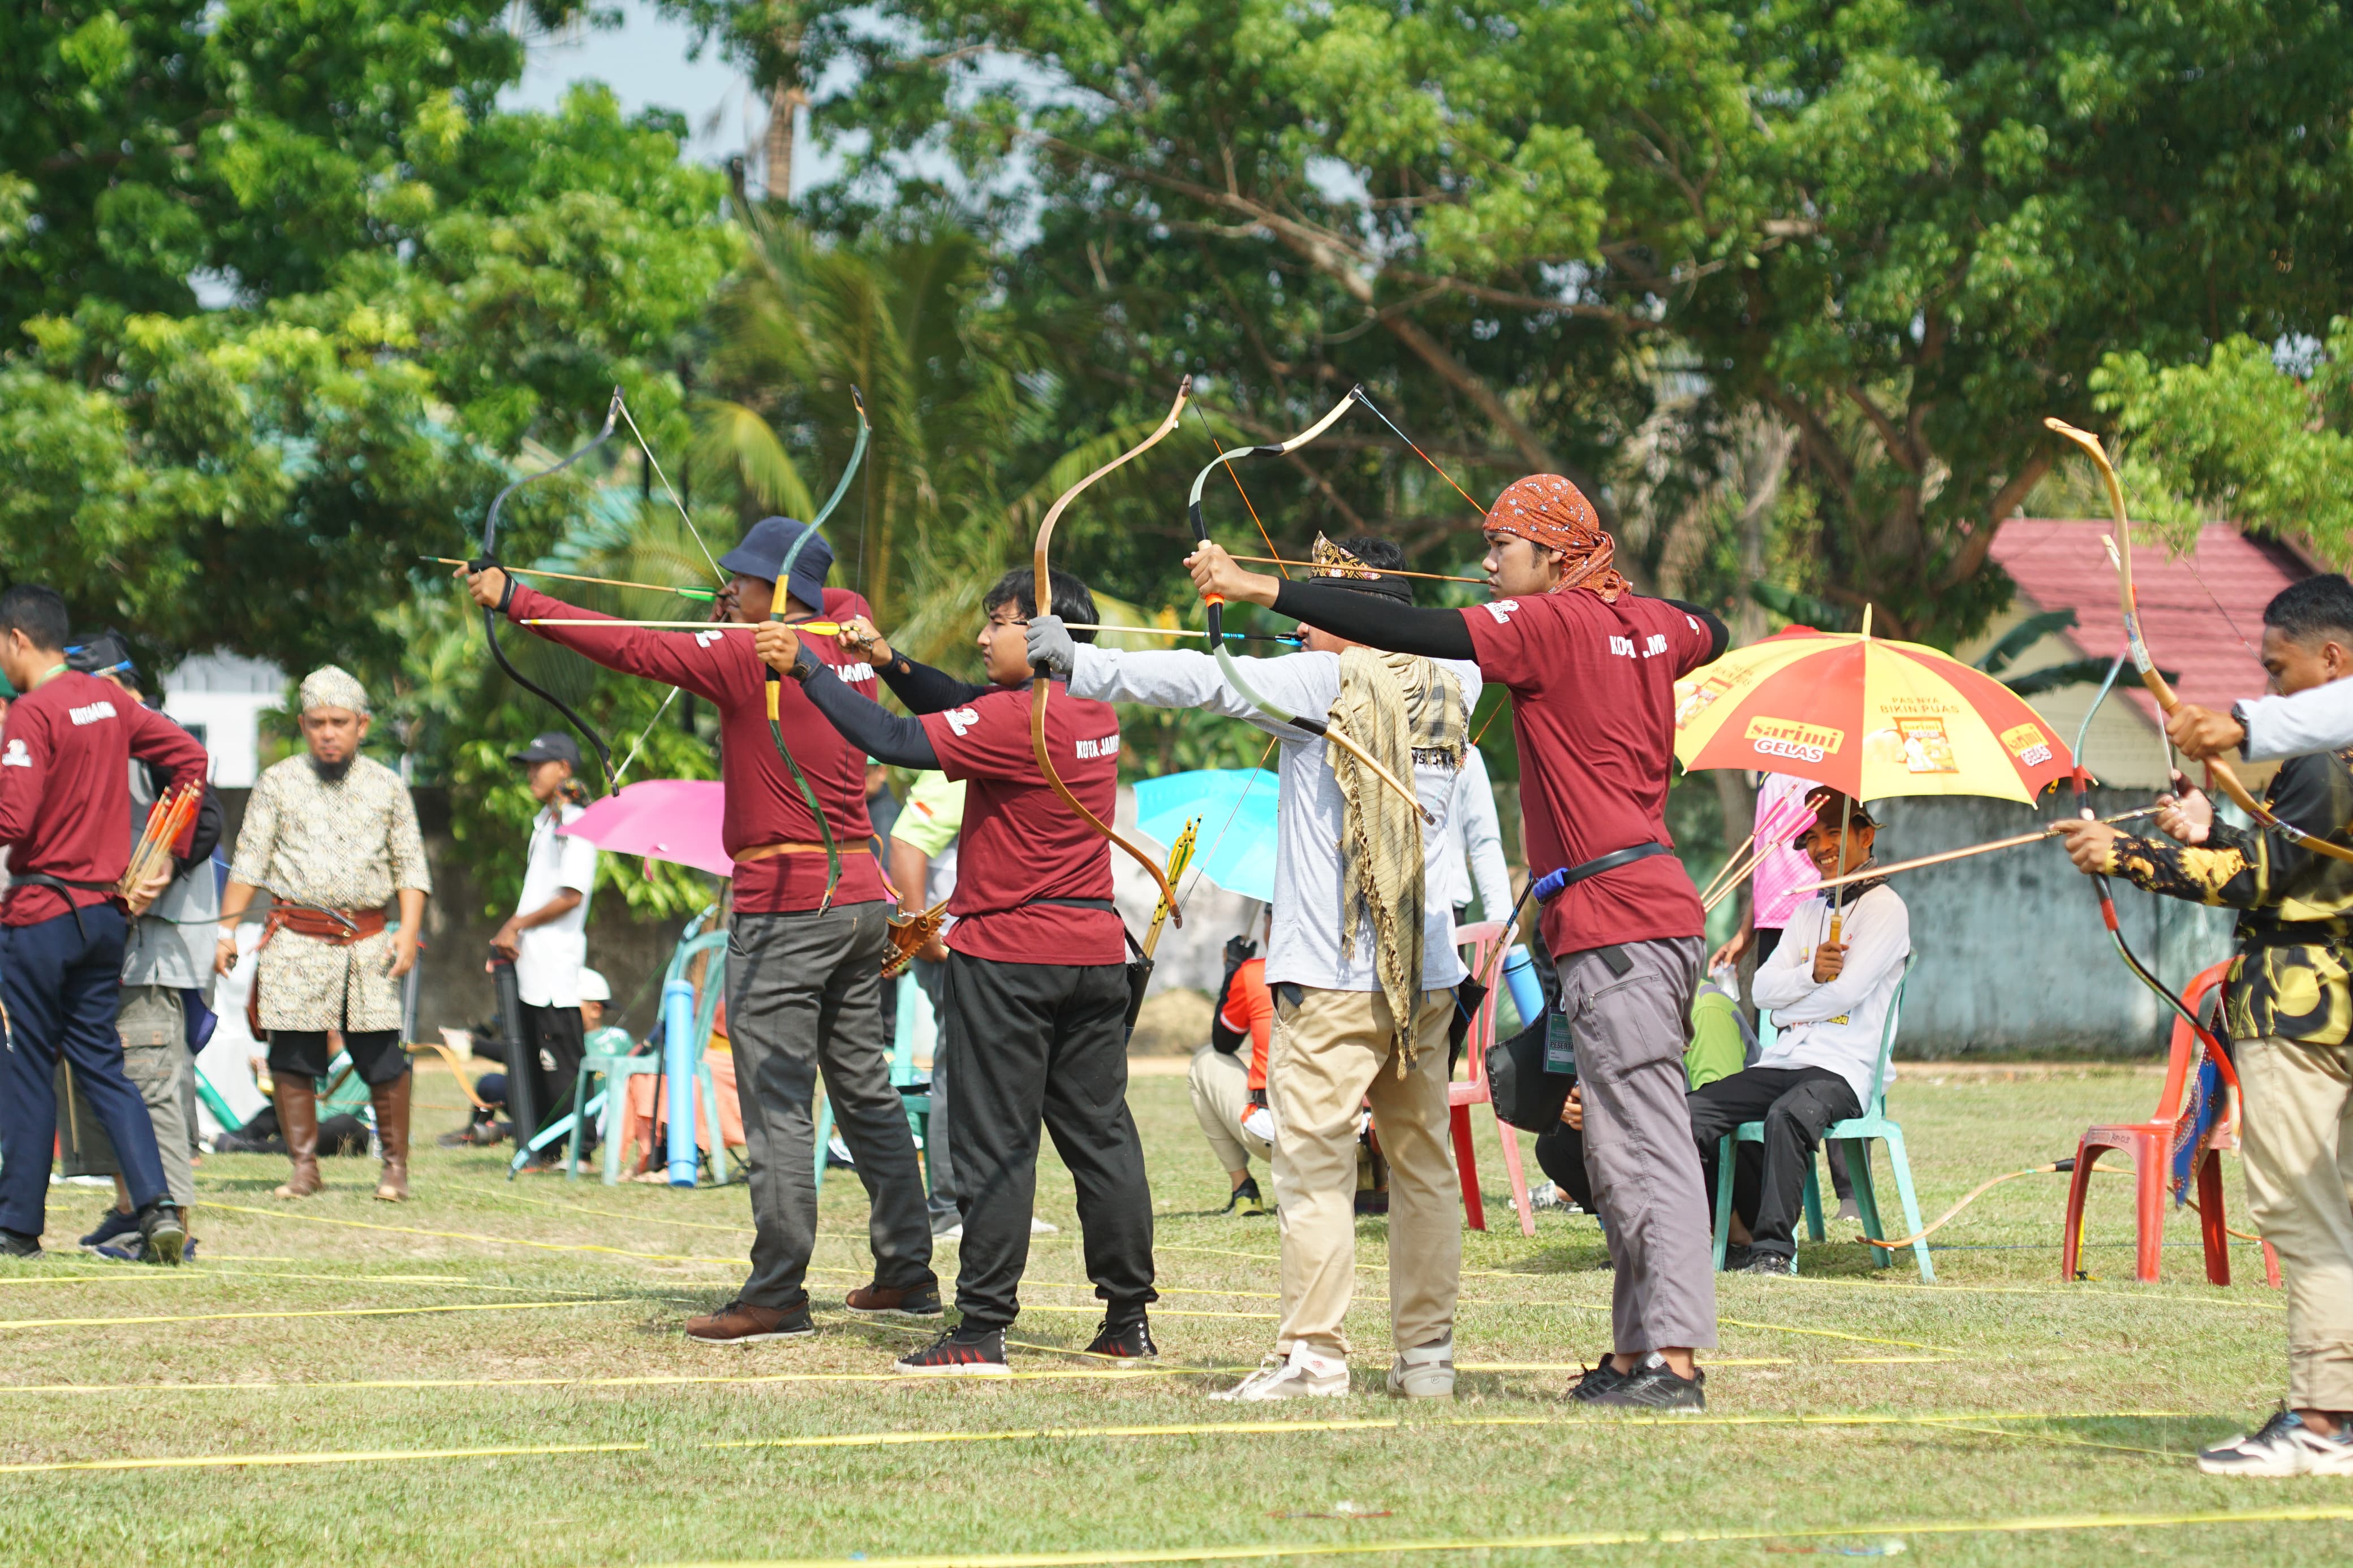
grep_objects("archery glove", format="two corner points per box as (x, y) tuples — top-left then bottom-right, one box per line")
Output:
(1025, 614), (1076, 681)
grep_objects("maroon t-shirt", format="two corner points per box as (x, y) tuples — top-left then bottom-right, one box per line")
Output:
(507, 584), (888, 914)
(920, 682), (1124, 967)
(1461, 590), (1718, 957)
(0, 671), (209, 926)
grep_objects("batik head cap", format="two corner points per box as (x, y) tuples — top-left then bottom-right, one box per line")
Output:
(299, 664), (371, 716)
(1485, 474), (1628, 601)
(1308, 533), (1413, 603)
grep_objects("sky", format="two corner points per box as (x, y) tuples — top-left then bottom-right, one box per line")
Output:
(503, 1), (765, 172)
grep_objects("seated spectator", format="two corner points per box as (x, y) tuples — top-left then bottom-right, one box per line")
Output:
(1684, 790), (1909, 1276)
(1187, 918), (1274, 1213)
(1535, 971), (1752, 1217)
(441, 968), (624, 1149)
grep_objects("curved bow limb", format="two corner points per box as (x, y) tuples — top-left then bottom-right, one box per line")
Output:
(474, 389), (627, 796)
(1186, 391), (1438, 827)
(1032, 379), (1195, 927)
(2045, 416), (2353, 866)
(765, 387), (873, 914)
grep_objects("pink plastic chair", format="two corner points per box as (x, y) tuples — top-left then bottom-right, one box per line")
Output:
(1449, 921), (1536, 1236)
(2059, 959), (2280, 1288)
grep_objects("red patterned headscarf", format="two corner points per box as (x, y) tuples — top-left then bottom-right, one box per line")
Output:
(1485, 475), (1628, 601)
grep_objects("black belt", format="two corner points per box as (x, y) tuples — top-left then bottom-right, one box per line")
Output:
(1549, 841), (1672, 893)
(6, 872), (115, 940)
(1025, 897), (1143, 959)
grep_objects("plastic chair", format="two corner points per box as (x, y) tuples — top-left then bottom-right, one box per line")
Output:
(1713, 955), (1932, 1280)
(551, 927), (729, 1185)
(2059, 960), (2280, 1288)
(813, 973), (934, 1195)
(1450, 921), (1536, 1237)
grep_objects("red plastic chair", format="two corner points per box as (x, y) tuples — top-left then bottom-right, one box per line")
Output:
(2059, 960), (2280, 1287)
(1449, 921), (1536, 1237)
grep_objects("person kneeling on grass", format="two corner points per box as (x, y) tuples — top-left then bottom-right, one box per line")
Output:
(1188, 917), (1275, 1215)
(2058, 573), (2353, 1479)
(1684, 791), (1908, 1277)
(755, 569), (1159, 1376)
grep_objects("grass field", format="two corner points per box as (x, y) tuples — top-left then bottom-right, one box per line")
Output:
(4, 1060), (2348, 1567)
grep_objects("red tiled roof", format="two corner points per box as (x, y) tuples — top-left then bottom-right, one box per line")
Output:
(1987, 520), (2308, 725)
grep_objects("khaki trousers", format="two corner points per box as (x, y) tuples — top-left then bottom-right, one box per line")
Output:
(2238, 1035), (2353, 1412)
(1187, 1046), (1273, 1174)
(1269, 986), (1459, 1358)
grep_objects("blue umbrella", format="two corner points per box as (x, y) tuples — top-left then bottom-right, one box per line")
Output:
(1132, 768), (1281, 903)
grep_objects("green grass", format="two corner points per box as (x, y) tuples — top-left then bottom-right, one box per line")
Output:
(2, 1062), (2347, 1567)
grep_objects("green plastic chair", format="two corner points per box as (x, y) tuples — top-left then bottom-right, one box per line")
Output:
(558, 925), (730, 1185)
(812, 973), (934, 1195)
(1713, 954), (1931, 1281)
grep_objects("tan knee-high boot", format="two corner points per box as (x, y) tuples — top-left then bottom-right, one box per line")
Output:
(371, 1073), (412, 1202)
(273, 1077), (324, 1199)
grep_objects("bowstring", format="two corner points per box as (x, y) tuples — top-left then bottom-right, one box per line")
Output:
(1177, 735), (1279, 908)
(609, 684), (683, 790)
(615, 392), (726, 585)
(1347, 385), (1490, 518)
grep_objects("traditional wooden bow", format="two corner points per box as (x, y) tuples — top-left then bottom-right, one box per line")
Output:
(1186, 388), (1436, 826)
(1031, 379), (1193, 926)
(2046, 416), (2353, 866)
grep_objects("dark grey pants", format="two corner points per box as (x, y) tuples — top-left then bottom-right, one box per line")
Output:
(726, 902), (934, 1309)
(941, 952), (1156, 1329)
(1687, 1066), (1861, 1259)
(1560, 936), (1717, 1353)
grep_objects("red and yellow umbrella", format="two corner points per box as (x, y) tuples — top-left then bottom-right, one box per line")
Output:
(1673, 625), (2075, 803)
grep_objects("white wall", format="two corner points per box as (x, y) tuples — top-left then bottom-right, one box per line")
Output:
(162, 654), (284, 788)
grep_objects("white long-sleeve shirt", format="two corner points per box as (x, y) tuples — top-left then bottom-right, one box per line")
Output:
(1749, 882), (1910, 1109)
(1434, 745), (1512, 921)
(1068, 643), (1480, 992)
(2236, 679), (2353, 762)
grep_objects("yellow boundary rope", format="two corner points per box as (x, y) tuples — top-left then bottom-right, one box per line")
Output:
(0, 1299), (629, 1331)
(0, 1409), (2208, 1478)
(647, 1505), (2353, 1568)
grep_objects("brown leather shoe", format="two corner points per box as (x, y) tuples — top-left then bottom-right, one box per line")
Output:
(272, 1078), (324, 1199)
(843, 1281), (942, 1318)
(684, 1299), (815, 1346)
(370, 1072), (412, 1202)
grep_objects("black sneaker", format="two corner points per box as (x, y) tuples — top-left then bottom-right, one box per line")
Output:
(79, 1208), (141, 1251)
(1567, 1358), (1630, 1403)
(1222, 1176), (1264, 1215)
(1739, 1251), (1794, 1277)
(1587, 1353), (1705, 1413)
(895, 1325), (1010, 1376)
(1083, 1316), (1158, 1362)
(1721, 1243), (1753, 1272)
(135, 1203), (186, 1267)
(0, 1230), (41, 1260)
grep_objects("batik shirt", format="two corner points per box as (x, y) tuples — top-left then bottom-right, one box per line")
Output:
(2098, 748), (2353, 1046)
(229, 754), (431, 1031)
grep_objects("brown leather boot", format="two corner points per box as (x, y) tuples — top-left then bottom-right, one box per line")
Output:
(273, 1078), (324, 1199)
(370, 1072), (412, 1202)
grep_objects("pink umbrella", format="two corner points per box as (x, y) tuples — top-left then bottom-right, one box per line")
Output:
(563, 780), (732, 877)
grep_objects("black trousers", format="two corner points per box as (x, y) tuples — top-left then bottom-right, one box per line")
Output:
(1684, 1066), (1860, 1259)
(940, 951), (1156, 1329)
(516, 1001), (587, 1142)
(266, 1028), (408, 1087)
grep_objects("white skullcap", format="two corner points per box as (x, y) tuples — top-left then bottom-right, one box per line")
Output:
(298, 664), (371, 715)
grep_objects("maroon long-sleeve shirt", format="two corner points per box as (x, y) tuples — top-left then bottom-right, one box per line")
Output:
(0, 669), (209, 926)
(507, 584), (890, 913)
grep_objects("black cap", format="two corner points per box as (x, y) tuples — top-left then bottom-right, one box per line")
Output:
(510, 732), (582, 768)
(1794, 787), (1876, 845)
(717, 516), (833, 616)
(64, 629), (139, 685)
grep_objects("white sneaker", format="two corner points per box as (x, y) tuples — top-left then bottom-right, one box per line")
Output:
(1386, 1333), (1456, 1399)
(1210, 1347), (1350, 1402)
(1031, 1217), (1059, 1236)
(2197, 1409), (2353, 1476)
